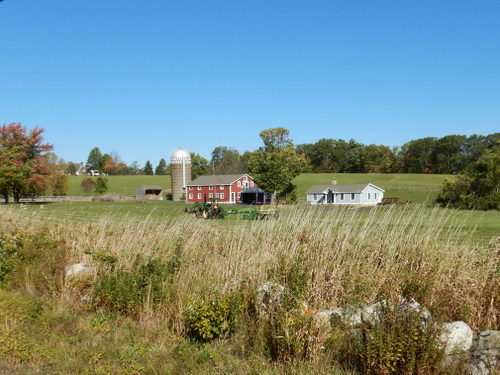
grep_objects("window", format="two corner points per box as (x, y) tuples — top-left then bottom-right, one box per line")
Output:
(375, 193), (377, 199)
(188, 193), (193, 199)
(220, 193), (225, 199)
(250, 181), (254, 186)
(215, 193), (219, 198)
(188, 186), (193, 190)
(351, 193), (355, 200)
(197, 193), (202, 199)
(237, 192), (241, 199)
(368, 193), (371, 199)
(313, 194), (317, 200)
(209, 185), (214, 190)
(219, 185), (224, 190)
(197, 186), (202, 190)
(340, 193), (344, 200)
(237, 181), (241, 187)
(209, 193), (213, 198)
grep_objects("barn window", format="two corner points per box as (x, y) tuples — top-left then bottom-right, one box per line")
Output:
(188, 186), (193, 190)
(219, 185), (224, 190)
(220, 193), (225, 199)
(209, 185), (214, 190)
(209, 193), (213, 198)
(351, 193), (355, 200)
(188, 193), (193, 199)
(215, 193), (219, 198)
(237, 181), (241, 187)
(197, 193), (202, 199)
(197, 186), (202, 190)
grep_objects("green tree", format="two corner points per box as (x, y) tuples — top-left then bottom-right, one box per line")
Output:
(211, 146), (245, 174)
(0, 123), (54, 203)
(155, 158), (167, 175)
(248, 128), (307, 201)
(144, 160), (154, 175)
(436, 145), (499, 210)
(66, 163), (77, 175)
(87, 147), (103, 170)
(190, 153), (210, 180)
(94, 176), (109, 194)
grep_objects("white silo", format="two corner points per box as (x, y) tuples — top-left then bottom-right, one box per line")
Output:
(170, 148), (192, 201)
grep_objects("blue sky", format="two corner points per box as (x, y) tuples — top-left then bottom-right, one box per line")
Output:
(1, 0), (499, 165)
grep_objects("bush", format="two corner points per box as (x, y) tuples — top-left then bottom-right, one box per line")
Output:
(92, 257), (167, 314)
(329, 307), (444, 374)
(0, 230), (67, 295)
(94, 176), (109, 194)
(185, 293), (244, 342)
(80, 178), (96, 194)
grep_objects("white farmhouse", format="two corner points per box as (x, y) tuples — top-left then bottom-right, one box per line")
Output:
(306, 180), (384, 205)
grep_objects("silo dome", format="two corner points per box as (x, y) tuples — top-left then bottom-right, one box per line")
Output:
(170, 148), (191, 163)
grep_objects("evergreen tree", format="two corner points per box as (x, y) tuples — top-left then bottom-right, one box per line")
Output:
(87, 147), (103, 170)
(155, 158), (167, 175)
(144, 160), (154, 175)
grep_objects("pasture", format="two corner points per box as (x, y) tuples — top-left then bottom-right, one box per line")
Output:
(66, 173), (449, 203)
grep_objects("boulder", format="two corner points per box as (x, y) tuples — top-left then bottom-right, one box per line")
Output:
(439, 321), (474, 356)
(65, 263), (93, 280)
(255, 282), (285, 316)
(467, 330), (500, 375)
(399, 297), (432, 323)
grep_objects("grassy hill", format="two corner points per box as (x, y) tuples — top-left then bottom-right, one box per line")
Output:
(67, 175), (171, 196)
(67, 173), (448, 203)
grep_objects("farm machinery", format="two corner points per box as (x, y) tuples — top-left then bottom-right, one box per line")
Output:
(186, 202), (278, 220)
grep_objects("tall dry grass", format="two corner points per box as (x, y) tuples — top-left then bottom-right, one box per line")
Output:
(0, 204), (497, 332)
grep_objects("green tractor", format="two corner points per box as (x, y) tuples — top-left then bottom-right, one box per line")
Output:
(186, 201), (278, 220)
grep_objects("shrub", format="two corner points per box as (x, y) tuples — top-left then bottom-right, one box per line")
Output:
(80, 178), (96, 194)
(0, 230), (67, 295)
(329, 307), (444, 374)
(94, 176), (109, 194)
(185, 293), (244, 342)
(92, 257), (167, 314)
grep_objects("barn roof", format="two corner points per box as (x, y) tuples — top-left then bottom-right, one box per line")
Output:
(307, 183), (383, 194)
(188, 174), (251, 186)
(136, 185), (163, 190)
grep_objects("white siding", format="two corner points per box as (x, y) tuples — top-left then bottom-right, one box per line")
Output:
(359, 185), (384, 205)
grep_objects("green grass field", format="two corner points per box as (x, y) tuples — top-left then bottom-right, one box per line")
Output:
(67, 173), (449, 203)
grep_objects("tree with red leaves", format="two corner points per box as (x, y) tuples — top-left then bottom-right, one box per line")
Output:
(0, 123), (54, 203)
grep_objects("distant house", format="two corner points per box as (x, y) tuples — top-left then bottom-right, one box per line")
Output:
(306, 180), (384, 205)
(186, 174), (270, 204)
(135, 185), (163, 200)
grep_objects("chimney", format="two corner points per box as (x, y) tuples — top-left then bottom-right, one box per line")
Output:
(331, 179), (337, 185)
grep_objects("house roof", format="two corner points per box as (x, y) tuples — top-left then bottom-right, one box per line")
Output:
(307, 183), (384, 194)
(188, 174), (250, 186)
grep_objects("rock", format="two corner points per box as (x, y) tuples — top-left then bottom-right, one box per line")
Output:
(331, 305), (363, 326)
(255, 282), (285, 316)
(439, 321), (474, 356)
(399, 297), (432, 321)
(362, 301), (386, 325)
(313, 310), (336, 327)
(65, 263), (93, 280)
(467, 330), (500, 375)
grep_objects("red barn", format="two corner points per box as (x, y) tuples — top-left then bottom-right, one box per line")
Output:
(186, 174), (269, 204)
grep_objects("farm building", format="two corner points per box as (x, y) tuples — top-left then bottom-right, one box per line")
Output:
(135, 185), (164, 200)
(186, 174), (270, 204)
(306, 180), (384, 205)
